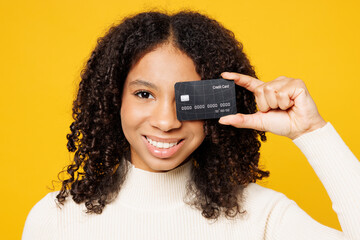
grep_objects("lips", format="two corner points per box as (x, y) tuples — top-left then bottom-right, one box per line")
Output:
(142, 135), (185, 159)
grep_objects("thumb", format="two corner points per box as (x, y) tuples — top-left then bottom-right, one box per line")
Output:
(219, 112), (265, 131)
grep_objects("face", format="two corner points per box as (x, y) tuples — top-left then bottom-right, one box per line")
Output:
(120, 44), (205, 172)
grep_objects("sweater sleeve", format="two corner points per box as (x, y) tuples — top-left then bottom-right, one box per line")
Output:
(269, 122), (360, 240)
(22, 192), (58, 240)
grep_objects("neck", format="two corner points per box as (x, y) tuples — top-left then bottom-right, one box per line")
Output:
(113, 160), (193, 210)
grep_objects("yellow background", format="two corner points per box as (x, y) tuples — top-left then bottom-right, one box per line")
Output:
(1, 0), (359, 238)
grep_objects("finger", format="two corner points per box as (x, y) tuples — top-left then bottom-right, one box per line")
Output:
(221, 72), (263, 92)
(255, 77), (292, 111)
(274, 76), (288, 81)
(276, 90), (294, 110)
(219, 112), (265, 131)
(254, 89), (271, 112)
(263, 85), (279, 109)
(278, 79), (307, 107)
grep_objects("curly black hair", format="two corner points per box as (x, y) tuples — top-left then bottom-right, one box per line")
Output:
(56, 10), (269, 221)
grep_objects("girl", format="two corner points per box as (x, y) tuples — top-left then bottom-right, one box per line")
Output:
(22, 11), (360, 239)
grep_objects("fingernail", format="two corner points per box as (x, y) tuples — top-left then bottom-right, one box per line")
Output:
(219, 118), (229, 125)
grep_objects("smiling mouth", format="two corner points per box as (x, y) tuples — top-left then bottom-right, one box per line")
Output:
(145, 136), (183, 149)
(142, 135), (186, 159)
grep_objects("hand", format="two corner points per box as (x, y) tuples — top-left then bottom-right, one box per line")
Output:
(218, 72), (327, 140)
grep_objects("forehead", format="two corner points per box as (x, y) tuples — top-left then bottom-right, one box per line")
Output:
(125, 44), (201, 86)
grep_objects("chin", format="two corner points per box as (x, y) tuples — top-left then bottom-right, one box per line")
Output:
(146, 158), (185, 173)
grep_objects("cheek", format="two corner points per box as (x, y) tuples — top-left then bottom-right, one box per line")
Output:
(120, 105), (130, 141)
(120, 97), (139, 139)
(120, 96), (150, 136)
(189, 121), (206, 142)
(120, 99), (130, 128)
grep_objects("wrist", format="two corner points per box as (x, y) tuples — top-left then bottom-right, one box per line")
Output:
(290, 118), (327, 140)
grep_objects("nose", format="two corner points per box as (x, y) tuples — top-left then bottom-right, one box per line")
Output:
(149, 99), (182, 132)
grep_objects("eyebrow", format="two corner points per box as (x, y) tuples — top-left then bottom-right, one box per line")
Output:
(128, 79), (158, 91)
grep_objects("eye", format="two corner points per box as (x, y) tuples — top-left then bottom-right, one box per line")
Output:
(134, 91), (155, 99)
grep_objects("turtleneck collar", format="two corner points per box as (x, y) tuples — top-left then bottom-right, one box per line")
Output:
(114, 160), (193, 210)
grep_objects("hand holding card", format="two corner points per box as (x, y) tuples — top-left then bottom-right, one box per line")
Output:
(219, 72), (326, 140)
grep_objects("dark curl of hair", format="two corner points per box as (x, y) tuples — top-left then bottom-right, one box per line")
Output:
(56, 10), (269, 221)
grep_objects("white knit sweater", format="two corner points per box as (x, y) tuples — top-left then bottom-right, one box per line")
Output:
(22, 123), (360, 240)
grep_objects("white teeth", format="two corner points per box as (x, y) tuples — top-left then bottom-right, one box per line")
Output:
(146, 137), (178, 149)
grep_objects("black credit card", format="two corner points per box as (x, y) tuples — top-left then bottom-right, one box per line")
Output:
(174, 79), (237, 121)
